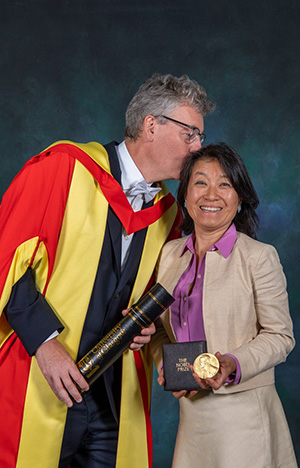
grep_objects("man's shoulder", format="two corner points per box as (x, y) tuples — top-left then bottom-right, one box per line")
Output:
(46, 140), (108, 159)
(40, 140), (113, 174)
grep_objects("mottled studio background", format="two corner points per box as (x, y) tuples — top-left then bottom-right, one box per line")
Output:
(0, 1), (299, 465)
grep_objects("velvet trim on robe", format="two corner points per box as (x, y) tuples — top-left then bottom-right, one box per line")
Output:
(0, 141), (181, 468)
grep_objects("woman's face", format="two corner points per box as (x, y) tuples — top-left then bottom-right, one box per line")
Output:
(185, 158), (241, 236)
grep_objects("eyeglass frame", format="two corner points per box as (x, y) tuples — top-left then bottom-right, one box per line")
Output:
(157, 114), (206, 144)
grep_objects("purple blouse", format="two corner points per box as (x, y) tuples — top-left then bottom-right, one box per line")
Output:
(171, 223), (241, 384)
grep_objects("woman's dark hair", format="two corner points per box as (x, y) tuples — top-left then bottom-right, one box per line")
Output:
(177, 142), (259, 239)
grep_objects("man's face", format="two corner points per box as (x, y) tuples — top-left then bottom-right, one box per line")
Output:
(152, 105), (204, 181)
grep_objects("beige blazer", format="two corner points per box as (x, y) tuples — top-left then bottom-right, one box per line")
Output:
(151, 232), (295, 394)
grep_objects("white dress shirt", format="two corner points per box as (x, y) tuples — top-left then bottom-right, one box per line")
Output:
(116, 140), (161, 268)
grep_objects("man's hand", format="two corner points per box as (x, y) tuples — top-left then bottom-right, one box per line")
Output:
(121, 309), (156, 351)
(130, 322), (156, 350)
(35, 338), (89, 407)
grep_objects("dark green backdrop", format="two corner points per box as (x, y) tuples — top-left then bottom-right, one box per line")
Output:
(1, 1), (299, 466)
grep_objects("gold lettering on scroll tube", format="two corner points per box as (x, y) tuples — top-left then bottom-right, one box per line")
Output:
(77, 324), (126, 378)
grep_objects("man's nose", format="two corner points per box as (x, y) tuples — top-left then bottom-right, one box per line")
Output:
(189, 138), (202, 151)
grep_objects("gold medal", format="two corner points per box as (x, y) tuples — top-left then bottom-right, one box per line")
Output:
(193, 353), (219, 379)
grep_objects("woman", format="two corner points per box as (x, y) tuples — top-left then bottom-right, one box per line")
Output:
(151, 143), (297, 468)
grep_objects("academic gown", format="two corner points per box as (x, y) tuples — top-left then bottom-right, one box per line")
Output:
(0, 140), (181, 468)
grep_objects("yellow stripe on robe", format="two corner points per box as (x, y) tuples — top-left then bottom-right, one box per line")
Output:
(0, 237), (48, 347)
(16, 159), (108, 467)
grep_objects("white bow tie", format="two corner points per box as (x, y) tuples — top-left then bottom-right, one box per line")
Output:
(124, 180), (161, 204)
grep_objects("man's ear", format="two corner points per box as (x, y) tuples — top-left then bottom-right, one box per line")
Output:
(143, 115), (156, 141)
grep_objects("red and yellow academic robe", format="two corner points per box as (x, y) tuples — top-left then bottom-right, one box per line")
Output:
(0, 141), (181, 468)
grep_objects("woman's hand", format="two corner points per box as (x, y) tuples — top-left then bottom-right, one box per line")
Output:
(172, 389), (199, 399)
(157, 367), (165, 386)
(157, 367), (198, 399)
(191, 352), (236, 391)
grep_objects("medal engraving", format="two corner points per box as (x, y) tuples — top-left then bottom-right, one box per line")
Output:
(193, 353), (219, 379)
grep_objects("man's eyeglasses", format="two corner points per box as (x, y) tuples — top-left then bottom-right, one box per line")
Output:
(158, 115), (206, 144)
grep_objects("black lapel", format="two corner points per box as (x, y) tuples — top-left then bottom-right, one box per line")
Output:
(117, 198), (153, 292)
(104, 142), (122, 279)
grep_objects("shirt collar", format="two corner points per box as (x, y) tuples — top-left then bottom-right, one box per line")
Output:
(116, 141), (146, 190)
(181, 223), (237, 259)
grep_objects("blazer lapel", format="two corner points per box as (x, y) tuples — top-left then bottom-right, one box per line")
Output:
(105, 142), (122, 278)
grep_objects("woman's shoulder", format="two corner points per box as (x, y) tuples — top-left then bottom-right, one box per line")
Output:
(235, 232), (279, 261)
(161, 235), (189, 255)
(157, 236), (192, 287)
(158, 236), (191, 267)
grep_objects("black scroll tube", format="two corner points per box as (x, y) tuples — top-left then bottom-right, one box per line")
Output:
(77, 283), (174, 386)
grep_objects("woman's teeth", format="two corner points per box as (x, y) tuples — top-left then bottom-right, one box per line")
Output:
(200, 206), (222, 212)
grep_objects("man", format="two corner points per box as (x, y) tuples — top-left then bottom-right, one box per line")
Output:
(0, 73), (214, 468)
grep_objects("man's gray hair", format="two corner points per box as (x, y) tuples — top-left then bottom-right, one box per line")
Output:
(124, 73), (215, 141)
